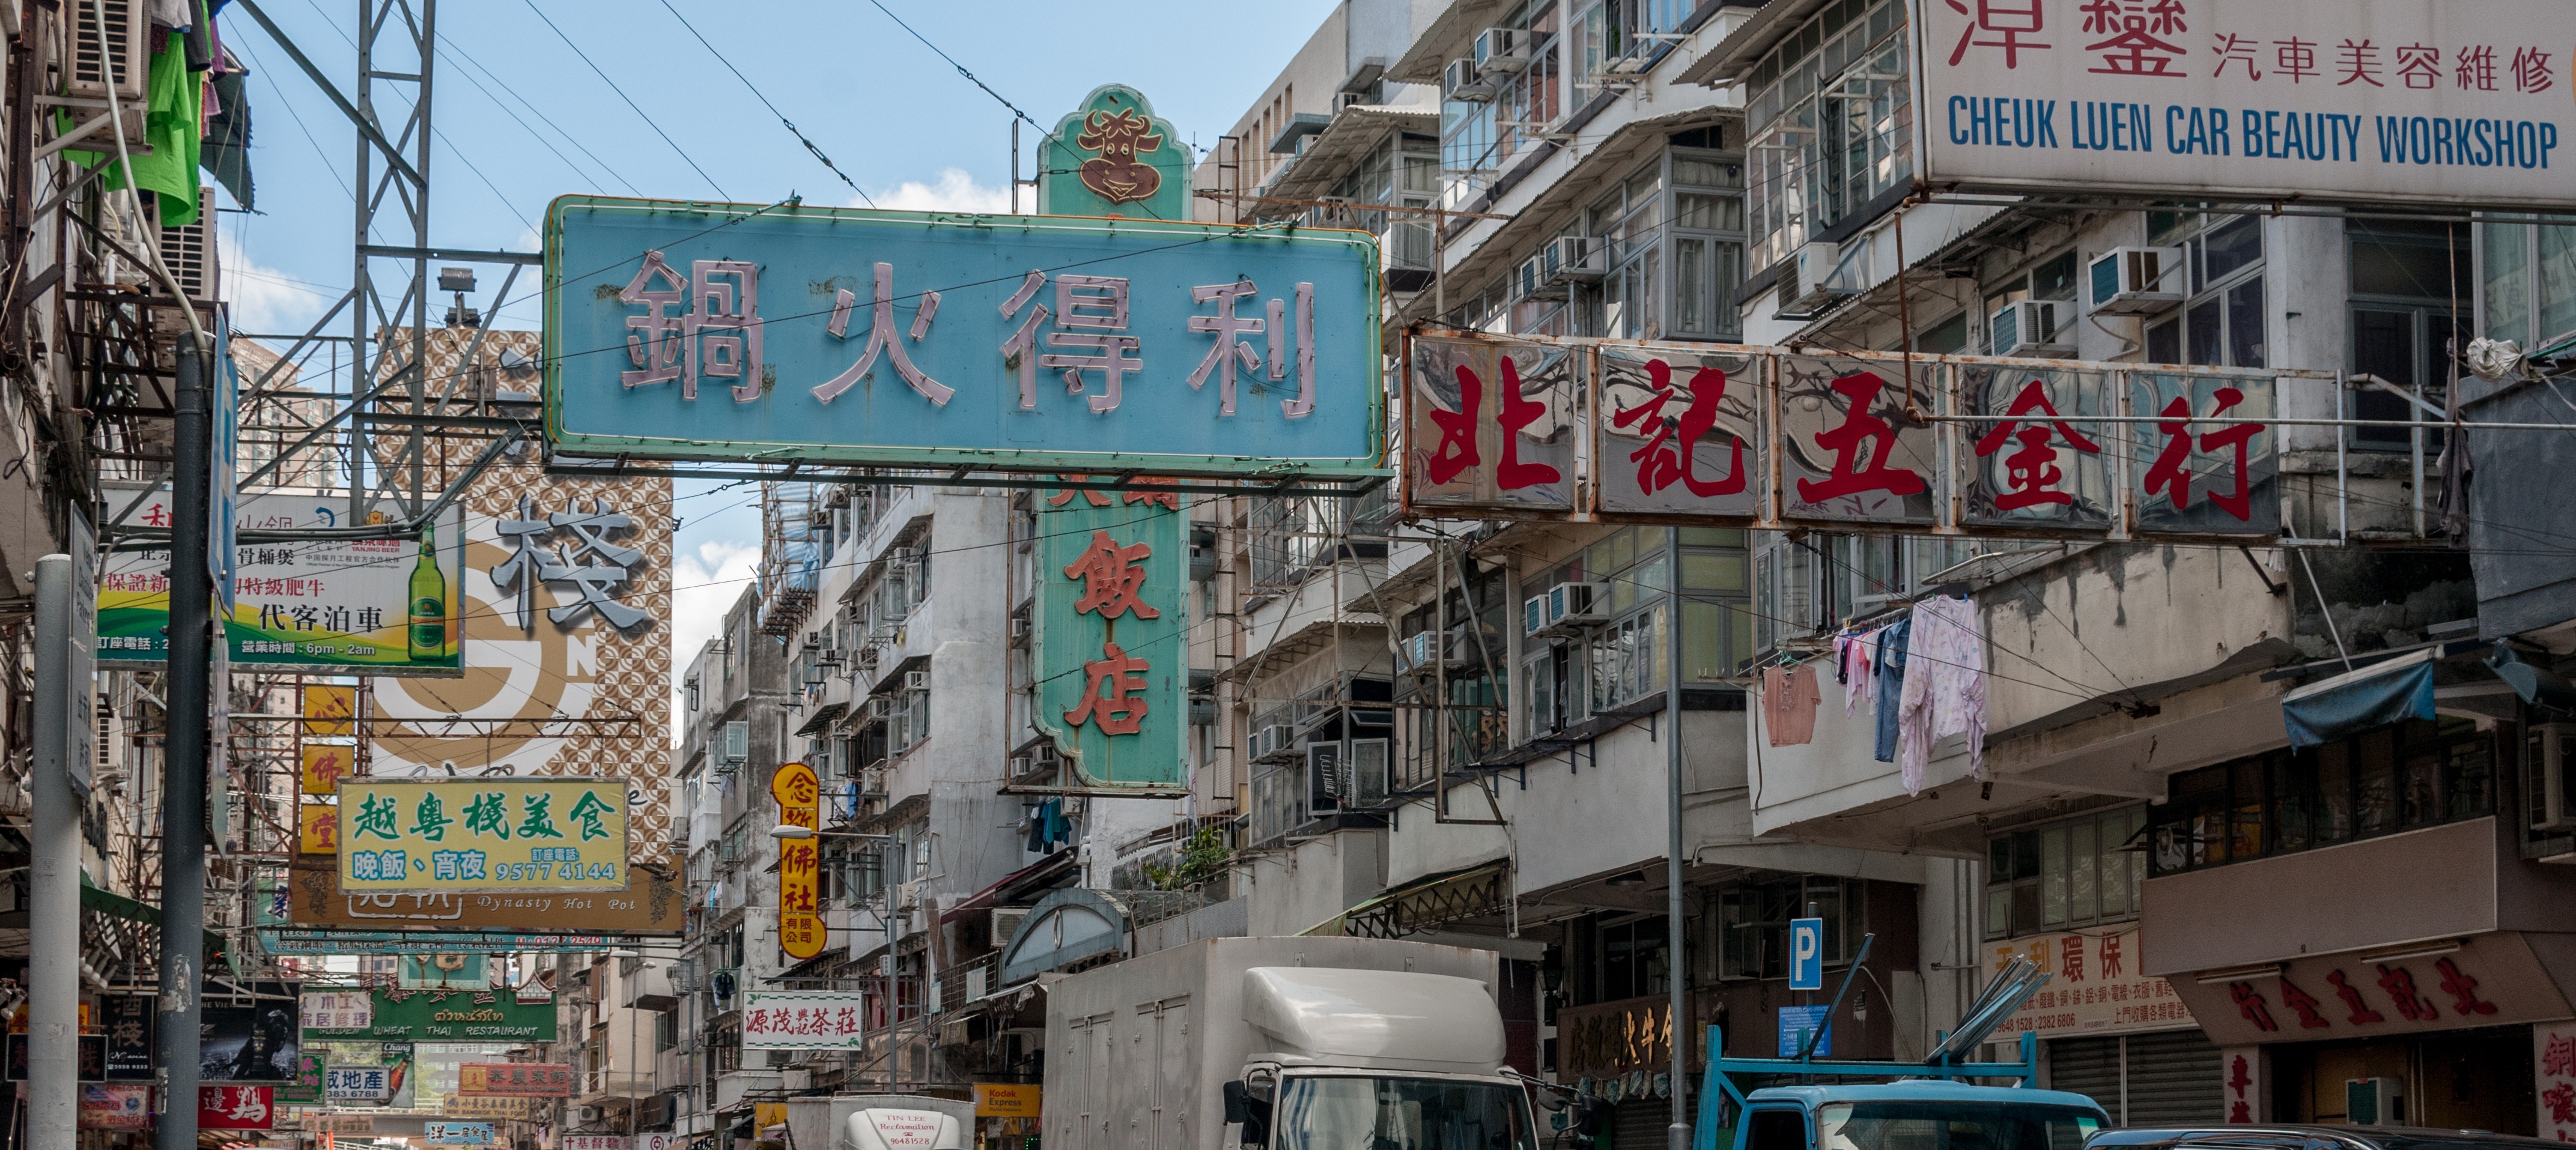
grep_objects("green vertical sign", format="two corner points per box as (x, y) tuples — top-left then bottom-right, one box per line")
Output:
(1036, 483), (1187, 789)
(1038, 85), (1190, 222)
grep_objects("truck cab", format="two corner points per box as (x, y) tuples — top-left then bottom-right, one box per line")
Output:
(1733, 1082), (2109, 1150)
(1224, 967), (1540, 1150)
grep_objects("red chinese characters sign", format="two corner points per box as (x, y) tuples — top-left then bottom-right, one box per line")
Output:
(771, 762), (824, 960)
(2538, 1023), (2576, 1139)
(2173, 933), (2560, 1047)
(1399, 332), (2286, 541)
(457, 1062), (574, 1097)
(199, 1086), (274, 1130)
(740, 991), (867, 1051)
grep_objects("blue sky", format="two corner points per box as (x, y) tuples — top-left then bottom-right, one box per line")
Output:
(217, 0), (1334, 680)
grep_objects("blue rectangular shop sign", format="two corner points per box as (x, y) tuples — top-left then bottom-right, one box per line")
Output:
(544, 198), (1385, 476)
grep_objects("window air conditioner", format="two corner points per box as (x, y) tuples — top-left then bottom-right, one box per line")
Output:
(1474, 28), (1534, 73)
(1443, 58), (1496, 102)
(2529, 722), (2576, 832)
(1989, 299), (2074, 357)
(156, 187), (219, 304)
(1256, 724), (1301, 763)
(904, 669), (931, 691)
(1523, 594), (1552, 640)
(2086, 246), (2186, 315)
(1776, 241), (1855, 317)
(1399, 629), (1471, 674)
(1009, 614), (1031, 641)
(867, 696), (897, 720)
(818, 647), (843, 667)
(1545, 235), (1607, 285)
(574, 1107), (603, 1124)
(1516, 253), (1567, 301)
(1545, 581), (1610, 631)
(2346, 1077), (2404, 1126)
(66, 0), (153, 105)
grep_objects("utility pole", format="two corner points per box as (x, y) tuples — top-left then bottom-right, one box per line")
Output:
(157, 333), (213, 1150)
(1665, 533), (1690, 1150)
(29, 553), (78, 1150)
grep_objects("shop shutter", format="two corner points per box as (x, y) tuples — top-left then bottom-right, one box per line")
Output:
(1612, 1097), (1675, 1150)
(2124, 1029), (2224, 1126)
(2049, 1036), (2126, 1121)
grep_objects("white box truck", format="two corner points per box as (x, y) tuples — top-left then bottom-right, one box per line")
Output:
(1042, 936), (1537, 1150)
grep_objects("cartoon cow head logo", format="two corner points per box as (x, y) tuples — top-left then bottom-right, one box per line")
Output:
(1077, 107), (1164, 205)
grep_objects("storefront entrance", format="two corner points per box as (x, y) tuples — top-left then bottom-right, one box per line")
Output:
(2047, 1030), (2223, 1125)
(2267, 1024), (2536, 1134)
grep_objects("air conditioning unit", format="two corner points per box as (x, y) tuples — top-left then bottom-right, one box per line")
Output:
(818, 646), (843, 667)
(1399, 629), (1471, 674)
(1474, 27), (1534, 73)
(2086, 246), (2186, 315)
(1535, 581), (1610, 635)
(1008, 753), (1032, 778)
(894, 881), (922, 911)
(1255, 724), (1301, 763)
(1444, 58), (1496, 102)
(1009, 613), (1031, 643)
(1990, 299), (2074, 357)
(2529, 722), (2576, 832)
(156, 187), (219, 304)
(1545, 235), (1607, 285)
(867, 695), (898, 720)
(65, 0), (153, 104)
(904, 669), (931, 691)
(2346, 1077), (2404, 1126)
(1776, 241), (1855, 317)
(857, 647), (881, 671)
(574, 1107), (604, 1124)
(991, 906), (1031, 947)
(1515, 253), (1566, 301)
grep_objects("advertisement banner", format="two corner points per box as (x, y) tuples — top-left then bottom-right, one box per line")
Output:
(79, 1084), (152, 1131)
(99, 488), (465, 674)
(974, 1083), (1041, 1118)
(457, 1062), (573, 1097)
(1594, 344), (1764, 519)
(275, 1052), (326, 1105)
(772, 763), (825, 960)
(545, 199), (1382, 477)
(1034, 483), (1188, 790)
(1403, 333), (1581, 513)
(300, 991), (372, 1032)
(1990, 926), (2195, 1038)
(398, 952), (491, 990)
(101, 993), (153, 1080)
(4, 1032), (104, 1080)
(425, 1121), (496, 1145)
(300, 743), (355, 794)
(303, 683), (357, 736)
(741, 991), (867, 1050)
(300, 803), (339, 855)
(563, 1139), (629, 1150)
(263, 930), (646, 955)
(199, 1085), (276, 1130)
(335, 777), (630, 892)
(326, 1065), (395, 1101)
(300, 988), (557, 1044)
(1909, 0), (2576, 208)
(285, 856), (684, 933)
(445, 1095), (541, 1119)
(200, 1001), (303, 1082)
(364, 330), (673, 858)
(302, 1113), (383, 1133)
(2539, 1023), (2576, 1140)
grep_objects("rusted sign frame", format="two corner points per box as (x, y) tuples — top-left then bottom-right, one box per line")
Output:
(1400, 328), (2327, 544)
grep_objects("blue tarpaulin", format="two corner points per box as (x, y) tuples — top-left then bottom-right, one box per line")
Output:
(2281, 649), (2438, 749)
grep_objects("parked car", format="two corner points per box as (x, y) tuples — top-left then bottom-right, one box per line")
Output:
(2092, 1126), (2562, 1150)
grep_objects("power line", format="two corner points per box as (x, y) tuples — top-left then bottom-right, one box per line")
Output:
(656, 0), (875, 208)
(861, 0), (1047, 135)
(520, 1), (732, 201)
(434, 31), (640, 198)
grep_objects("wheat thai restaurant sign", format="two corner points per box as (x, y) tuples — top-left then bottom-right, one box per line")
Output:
(1908, 0), (2576, 207)
(299, 987), (557, 1044)
(542, 197), (1381, 477)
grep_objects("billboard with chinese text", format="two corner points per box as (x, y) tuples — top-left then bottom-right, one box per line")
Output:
(335, 778), (629, 893)
(1399, 331), (2300, 542)
(283, 856), (684, 933)
(544, 198), (1382, 476)
(1909, 0), (2576, 207)
(771, 762), (825, 960)
(368, 327), (674, 858)
(1988, 926), (2195, 1039)
(1034, 483), (1188, 790)
(740, 991), (867, 1050)
(98, 488), (465, 674)
(299, 987), (557, 1044)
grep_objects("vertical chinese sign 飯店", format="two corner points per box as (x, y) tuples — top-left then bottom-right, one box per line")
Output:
(1037, 482), (1187, 790)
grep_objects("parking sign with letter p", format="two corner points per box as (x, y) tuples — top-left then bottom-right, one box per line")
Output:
(1788, 916), (1824, 990)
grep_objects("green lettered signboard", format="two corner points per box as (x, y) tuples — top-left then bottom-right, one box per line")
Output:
(1039, 85), (1189, 221)
(299, 989), (556, 1044)
(1035, 485), (1187, 790)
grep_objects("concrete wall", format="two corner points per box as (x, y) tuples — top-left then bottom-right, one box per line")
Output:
(1242, 827), (1386, 934)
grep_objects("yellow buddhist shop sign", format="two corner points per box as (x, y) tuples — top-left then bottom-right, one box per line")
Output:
(772, 763), (823, 960)
(337, 778), (629, 893)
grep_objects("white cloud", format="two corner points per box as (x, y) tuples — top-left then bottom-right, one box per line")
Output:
(667, 539), (759, 743)
(219, 234), (339, 335)
(860, 168), (1013, 214)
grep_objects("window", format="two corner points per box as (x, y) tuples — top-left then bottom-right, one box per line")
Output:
(2144, 215), (2265, 369)
(1399, 561), (1508, 779)
(2148, 718), (2492, 876)
(1591, 166), (1667, 340)
(1670, 151), (1748, 341)
(1752, 533), (1976, 654)
(1579, 914), (1670, 1003)
(1746, 1110), (1811, 1150)
(1983, 808), (2145, 941)
(2480, 218), (2576, 354)
(2349, 219), (2471, 450)
(1743, 0), (1912, 270)
(1718, 876), (1864, 981)
(1680, 528), (1756, 680)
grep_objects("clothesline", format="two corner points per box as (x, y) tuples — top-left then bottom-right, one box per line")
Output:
(1755, 592), (1989, 797)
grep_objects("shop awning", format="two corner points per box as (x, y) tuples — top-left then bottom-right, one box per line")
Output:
(2281, 649), (2437, 748)
(1305, 861), (1510, 939)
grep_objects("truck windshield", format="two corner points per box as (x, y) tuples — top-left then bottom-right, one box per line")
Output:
(1818, 1101), (2103, 1150)
(1272, 1075), (1535, 1150)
